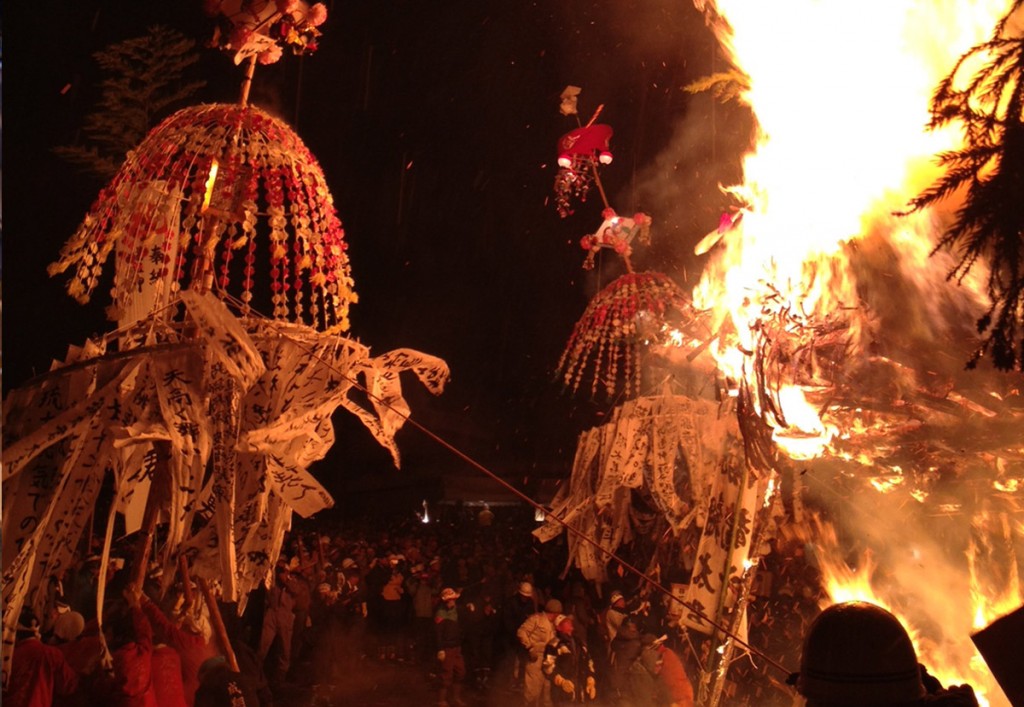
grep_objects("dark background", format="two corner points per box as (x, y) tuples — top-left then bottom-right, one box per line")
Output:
(2, 1), (750, 512)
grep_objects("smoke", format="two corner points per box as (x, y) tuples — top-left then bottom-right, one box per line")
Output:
(849, 208), (992, 378)
(797, 474), (1020, 701)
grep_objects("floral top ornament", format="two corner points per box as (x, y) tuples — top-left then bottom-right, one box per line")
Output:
(48, 103), (357, 333)
(557, 271), (690, 399)
(205, 0), (328, 65)
(580, 208), (652, 272)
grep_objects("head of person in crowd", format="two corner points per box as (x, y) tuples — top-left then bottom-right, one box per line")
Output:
(555, 614), (574, 637)
(544, 598), (563, 618)
(639, 633), (666, 675)
(178, 600), (213, 641)
(52, 607), (86, 643)
(793, 601), (927, 707)
(440, 587), (460, 608)
(16, 608), (42, 642)
(616, 616), (641, 642)
(518, 582), (534, 601)
(274, 558), (292, 583)
(610, 590), (626, 609)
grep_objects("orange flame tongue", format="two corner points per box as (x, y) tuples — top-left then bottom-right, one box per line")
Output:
(693, 0), (1005, 457)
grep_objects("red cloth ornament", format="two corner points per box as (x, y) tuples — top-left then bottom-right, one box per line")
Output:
(557, 124), (614, 168)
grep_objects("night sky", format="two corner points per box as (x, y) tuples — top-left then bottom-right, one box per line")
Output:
(2, 1), (751, 506)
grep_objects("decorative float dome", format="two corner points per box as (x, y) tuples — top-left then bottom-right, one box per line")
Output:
(49, 102), (356, 332)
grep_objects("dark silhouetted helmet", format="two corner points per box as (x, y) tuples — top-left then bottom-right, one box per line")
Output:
(797, 601), (926, 706)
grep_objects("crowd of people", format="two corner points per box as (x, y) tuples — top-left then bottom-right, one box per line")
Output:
(256, 503), (704, 706)
(4, 502), (983, 707)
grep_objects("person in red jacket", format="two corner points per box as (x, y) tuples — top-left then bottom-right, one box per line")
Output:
(104, 587), (160, 707)
(139, 586), (217, 707)
(3, 608), (79, 707)
(150, 643), (188, 707)
(657, 644), (695, 707)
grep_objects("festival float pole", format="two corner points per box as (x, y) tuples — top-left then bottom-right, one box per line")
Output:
(2, 1), (451, 684)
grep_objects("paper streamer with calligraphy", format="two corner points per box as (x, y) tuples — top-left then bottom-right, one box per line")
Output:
(677, 441), (770, 643)
(534, 393), (732, 582)
(2, 290), (449, 682)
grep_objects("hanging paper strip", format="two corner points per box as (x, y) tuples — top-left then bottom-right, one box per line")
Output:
(49, 104), (357, 333)
(535, 393), (736, 583)
(2, 289), (450, 677)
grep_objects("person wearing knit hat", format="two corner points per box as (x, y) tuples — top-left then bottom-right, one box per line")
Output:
(791, 601), (979, 707)
(517, 595), (564, 706)
(620, 630), (666, 706)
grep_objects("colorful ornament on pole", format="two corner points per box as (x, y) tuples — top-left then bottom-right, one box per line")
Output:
(205, 0), (328, 65)
(48, 103), (357, 333)
(580, 208), (652, 272)
(553, 123), (614, 218)
(557, 271), (690, 399)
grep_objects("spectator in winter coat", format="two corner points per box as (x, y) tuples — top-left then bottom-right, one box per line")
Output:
(607, 616), (642, 701)
(620, 634), (669, 707)
(258, 561), (299, 683)
(139, 589), (217, 707)
(407, 565), (439, 664)
(542, 615), (596, 703)
(435, 587), (467, 707)
(3, 608), (79, 707)
(517, 598), (562, 707)
(657, 644), (695, 707)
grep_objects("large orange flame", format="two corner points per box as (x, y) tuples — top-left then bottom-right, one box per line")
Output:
(691, 2), (1019, 705)
(693, 0), (1001, 450)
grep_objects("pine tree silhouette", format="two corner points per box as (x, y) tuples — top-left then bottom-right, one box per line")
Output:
(905, 1), (1024, 371)
(54, 25), (206, 181)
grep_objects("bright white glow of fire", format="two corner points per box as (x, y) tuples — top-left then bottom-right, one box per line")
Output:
(689, 1), (1018, 704)
(692, 0), (1003, 459)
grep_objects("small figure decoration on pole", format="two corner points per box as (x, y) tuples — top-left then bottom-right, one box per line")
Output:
(580, 208), (652, 273)
(553, 86), (653, 272)
(553, 85), (614, 218)
(205, 0), (328, 66)
(205, 0), (329, 106)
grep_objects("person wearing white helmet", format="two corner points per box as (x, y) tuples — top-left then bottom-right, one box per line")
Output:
(543, 614), (597, 703)
(501, 581), (538, 692)
(435, 587), (467, 707)
(517, 597), (564, 706)
(603, 590), (628, 644)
